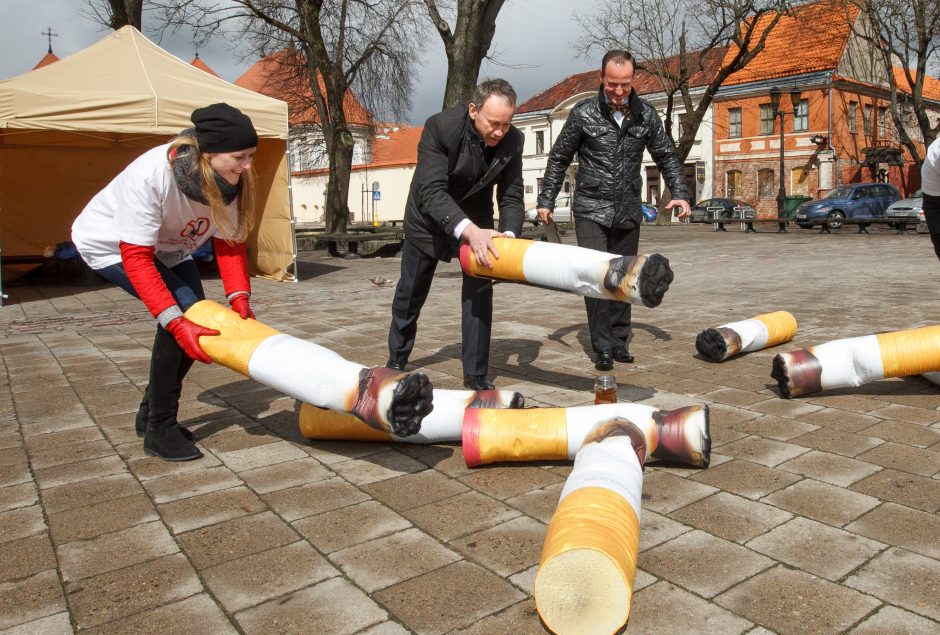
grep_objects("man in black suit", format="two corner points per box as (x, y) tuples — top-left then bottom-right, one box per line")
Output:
(386, 79), (524, 390)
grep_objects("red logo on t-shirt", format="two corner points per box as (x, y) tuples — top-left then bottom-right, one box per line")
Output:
(181, 217), (211, 240)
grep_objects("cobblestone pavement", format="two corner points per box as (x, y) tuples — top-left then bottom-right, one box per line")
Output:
(1, 224), (939, 634)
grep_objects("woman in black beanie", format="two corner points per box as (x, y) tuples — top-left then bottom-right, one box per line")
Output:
(72, 102), (260, 461)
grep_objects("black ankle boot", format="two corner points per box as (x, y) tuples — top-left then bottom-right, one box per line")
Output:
(136, 334), (195, 441)
(143, 326), (201, 462)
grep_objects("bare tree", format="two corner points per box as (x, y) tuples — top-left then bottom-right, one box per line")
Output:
(423, 0), (507, 109)
(575, 0), (792, 165)
(848, 0), (940, 164)
(152, 0), (426, 234)
(84, 0), (145, 29)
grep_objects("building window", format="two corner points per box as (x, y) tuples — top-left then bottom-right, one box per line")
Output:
(848, 101), (857, 134)
(536, 177), (543, 194)
(759, 105), (774, 135)
(878, 106), (888, 138)
(525, 184), (533, 194)
(864, 104), (873, 135)
(791, 167), (810, 195)
(535, 130), (545, 155)
(726, 170), (743, 198)
(646, 166), (661, 204)
(758, 169), (775, 198)
(793, 99), (808, 132)
(728, 108), (742, 138)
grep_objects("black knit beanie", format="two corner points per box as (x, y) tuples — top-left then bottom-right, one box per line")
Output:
(191, 103), (258, 153)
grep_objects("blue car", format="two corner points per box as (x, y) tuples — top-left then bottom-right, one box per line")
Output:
(794, 183), (900, 229)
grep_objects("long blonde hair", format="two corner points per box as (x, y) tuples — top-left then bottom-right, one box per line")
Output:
(167, 134), (256, 242)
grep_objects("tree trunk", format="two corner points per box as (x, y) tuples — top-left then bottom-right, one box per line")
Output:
(107, 0), (143, 29)
(326, 128), (354, 234)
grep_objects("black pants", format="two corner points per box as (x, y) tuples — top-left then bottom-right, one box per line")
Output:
(923, 193), (940, 261)
(388, 239), (493, 375)
(575, 217), (641, 353)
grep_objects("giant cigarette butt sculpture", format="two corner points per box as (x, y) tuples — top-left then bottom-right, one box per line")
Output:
(463, 403), (710, 468)
(535, 419), (647, 635)
(459, 238), (674, 307)
(772, 324), (940, 398)
(185, 300), (433, 436)
(696, 311), (797, 362)
(299, 388), (523, 443)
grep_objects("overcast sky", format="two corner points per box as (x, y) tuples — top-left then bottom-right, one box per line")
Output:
(1, 0), (596, 125)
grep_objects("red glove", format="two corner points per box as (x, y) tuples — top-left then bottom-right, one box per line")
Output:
(165, 316), (220, 364)
(230, 294), (255, 320)
(213, 238), (253, 318)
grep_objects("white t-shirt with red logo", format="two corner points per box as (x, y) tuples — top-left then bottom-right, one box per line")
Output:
(72, 143), (237, 270)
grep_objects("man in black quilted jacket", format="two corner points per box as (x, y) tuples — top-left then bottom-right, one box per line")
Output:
(537, 50), (691, 371)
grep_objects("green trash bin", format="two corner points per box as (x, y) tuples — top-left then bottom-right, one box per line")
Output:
(782, 195), (811, 220)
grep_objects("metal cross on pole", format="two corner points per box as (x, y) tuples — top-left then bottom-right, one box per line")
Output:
(41, 27), (58, 54)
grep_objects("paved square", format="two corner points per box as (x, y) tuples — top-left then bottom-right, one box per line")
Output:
(2, 224), (938, 633)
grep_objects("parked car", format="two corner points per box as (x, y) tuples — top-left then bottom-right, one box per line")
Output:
(525, 194), (572, 225)
(690, 198), (757, 223)
(794, 183), (901, 229)
(884, 190), (925, 223)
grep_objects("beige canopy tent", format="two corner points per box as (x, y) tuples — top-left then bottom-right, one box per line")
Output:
(0, 25), (296, 291)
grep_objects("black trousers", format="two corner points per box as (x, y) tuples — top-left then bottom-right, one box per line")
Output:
(574, 217), (641, 353)
(923, 193), (940, 261)
(388, 239), (493, 375)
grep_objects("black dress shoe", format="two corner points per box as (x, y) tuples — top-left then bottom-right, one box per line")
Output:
(612, 345), (635, 364)
(386, 359), (407, 371)
(464, 374), (496, 390)
(594, 350), (614, 371)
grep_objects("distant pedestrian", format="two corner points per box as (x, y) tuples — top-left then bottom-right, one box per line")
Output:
(921, 136), (940, 261)
(72, 103), (260, 461)
(537, 50), (692, 371)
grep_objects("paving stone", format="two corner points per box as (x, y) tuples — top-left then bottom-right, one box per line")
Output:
(640, 530), (773, 598)
(715, 436), (809, 467)
(57, 521), (179, 582)
(198, 428), (281, 454)
(668, 491), (792, 543)
(451, 516), (546, 577)
(637, 510), (692, 552)
(457, 465), (565, 500)
(301, 439), (389, 465)
(374, 560), (524, 635)
(0, 534), (56, 582)
(848, 605), (940, 634)
(792, 427), (884, 457)
(214, 439), (309, 472)
(715, 565), (881, 634)
(328, 449), (429, 485)
(332, 527), (461, 592)
(800, 408), (885, 434)
(850, 469), (940, 512)
(234, 577), (387, 635)
(860, 420), (940, 448)
(82, 594), (237, 635)
(746, 397), (823, 419)
(178, 511), (298, 569)
(158, 486), (267, 534)
(0, 612), (73, 635)
(237, 457), (331, 494)
(807, 394), (893, 414)
(725, 415), (819, 441)
(0, 483), (37, 512)
(0, 570), (67, 631)
(41, 473), (142, 514)
(47, 494), (158, 545)
(361, 467), (470, 511)
(142, 465), (242, 504)
(33, 455), (126, 490)
(503, 481), (565, 524)
(28, 439), (114, 470)
(65, 553), (202, 629)
(0, 505), (45, 544)
(689, 459), (800, 500)
(447, 600), (544, 634)
(762, 478), (881, 527)
(700, 387), (769, 407)
(22, 427), (105, 454)
(357, 622), (411, 635)
(777, 449), (883, 487)
(0, 459), (30, 488)
(845, 502), (940, 560)
(401, 490), (521, 542)
(625, 581), (753, 634)
(263, 477), (370, 522)
(856, 442), (940, 477)
(867, 403), (940, 426)
(201, 541), (336, 613)
(640, 470), (718, 513)
(292, 500), (410, 554)
(845, 548), (940, 621)
(125, 450), (224, 481)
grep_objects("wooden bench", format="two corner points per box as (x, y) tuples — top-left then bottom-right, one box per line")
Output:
(295, 229), (404, 257)
(712, 215), (792, 233)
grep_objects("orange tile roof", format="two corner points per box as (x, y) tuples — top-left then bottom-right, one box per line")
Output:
(32, 52), (59, 70)
(235, 50), (372, 127)
(892, 67), (940, 101)
(517, 47), (726, 114)
(723, 0), (859, 85)
(190, 56), (220, 78)
(371, 125), (422, 167)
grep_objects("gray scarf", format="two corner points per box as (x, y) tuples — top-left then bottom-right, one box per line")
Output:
(171, 139), (241, 206)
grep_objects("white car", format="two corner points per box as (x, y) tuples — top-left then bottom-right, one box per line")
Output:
(525, 194), (572, 224)
(884, 190), (924, 223)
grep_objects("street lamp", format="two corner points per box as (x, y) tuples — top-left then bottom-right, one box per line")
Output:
(769, 86), (802, 233)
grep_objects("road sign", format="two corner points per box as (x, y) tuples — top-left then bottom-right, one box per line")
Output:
(373, 191), (381, 201)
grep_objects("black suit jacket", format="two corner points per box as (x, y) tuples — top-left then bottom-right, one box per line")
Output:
(403, 104), (524, 261)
